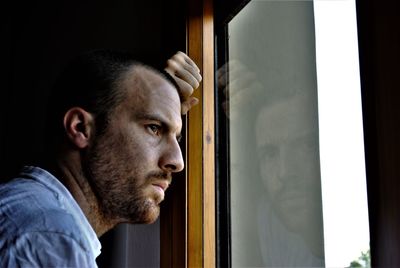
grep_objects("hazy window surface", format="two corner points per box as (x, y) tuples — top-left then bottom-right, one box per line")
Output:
(225, 0), (369, 267)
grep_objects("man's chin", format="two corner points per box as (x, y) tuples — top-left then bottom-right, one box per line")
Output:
(132, 204), (160, 224)
(115, 196), (161, 224)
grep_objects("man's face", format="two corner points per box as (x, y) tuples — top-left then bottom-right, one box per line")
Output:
(85, 66), (183, 224)
(255, 95), (323, 233)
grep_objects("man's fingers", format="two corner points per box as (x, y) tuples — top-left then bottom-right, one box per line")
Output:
(176, 51), (200, 72)
(167, 53), (202, 84)
(176, 68), (200, 90)
(166, 51), (202, 115)
(166, 60), (201, 90)
(166, 60), (202, 87)
(172, 76), (195, 99)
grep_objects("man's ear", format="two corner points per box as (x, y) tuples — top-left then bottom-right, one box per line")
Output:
(63, 107), (95, 149)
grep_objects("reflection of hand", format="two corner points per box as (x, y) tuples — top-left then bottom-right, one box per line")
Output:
(165, 51), (202, 115)
(217, 60), (263, 120)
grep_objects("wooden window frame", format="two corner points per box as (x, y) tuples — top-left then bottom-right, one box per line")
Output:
(187, 0), (215, 267)
(161, 0), (215, 267)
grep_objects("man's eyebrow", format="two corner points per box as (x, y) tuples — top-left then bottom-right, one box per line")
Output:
(134, 112), (163, 122)
(135, 112), (182, 140)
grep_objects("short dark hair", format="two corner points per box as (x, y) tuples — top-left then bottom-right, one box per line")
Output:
(45, 49), (177, 153)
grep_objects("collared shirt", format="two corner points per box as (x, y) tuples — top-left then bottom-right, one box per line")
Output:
(0, 166), (101, 267)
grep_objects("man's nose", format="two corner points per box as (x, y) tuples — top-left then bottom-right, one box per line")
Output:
(159, 138), (184, 173)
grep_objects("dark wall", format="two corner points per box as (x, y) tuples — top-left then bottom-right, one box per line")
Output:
(0, 1), (186, 267)
(0, 0), (185, 179)
(357, 0), (400, 266)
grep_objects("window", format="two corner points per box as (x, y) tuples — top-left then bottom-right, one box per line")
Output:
(215, 0), (370, 267)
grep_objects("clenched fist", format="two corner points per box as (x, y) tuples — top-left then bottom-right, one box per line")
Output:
(165, 51), (202, 115)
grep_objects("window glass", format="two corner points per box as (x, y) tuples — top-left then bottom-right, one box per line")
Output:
(221, 0), (370, 267)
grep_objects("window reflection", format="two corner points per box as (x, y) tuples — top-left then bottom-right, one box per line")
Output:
(254, 93), (324, 266)
(224, 1), (325, 267)
(222, 0), (370, 267)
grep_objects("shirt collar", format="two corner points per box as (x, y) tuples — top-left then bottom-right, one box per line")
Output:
(20, 166), (102, 258)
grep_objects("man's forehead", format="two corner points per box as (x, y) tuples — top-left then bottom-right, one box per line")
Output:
(123, 65), (182, 128)
(124, 65), (178, 96)
(140, 67), (179, 106)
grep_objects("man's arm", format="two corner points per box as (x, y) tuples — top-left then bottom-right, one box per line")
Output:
(165, 51), (202, 115)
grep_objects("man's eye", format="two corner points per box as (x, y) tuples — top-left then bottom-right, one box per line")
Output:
(148, 124), (161, 136)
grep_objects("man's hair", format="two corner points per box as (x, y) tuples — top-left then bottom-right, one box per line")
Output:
(45, 49), (177, 154)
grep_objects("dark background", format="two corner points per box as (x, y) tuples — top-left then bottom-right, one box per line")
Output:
(356, 0), (400, 265)
(0, 1), (186, 267)
(0, 0), (185, 179)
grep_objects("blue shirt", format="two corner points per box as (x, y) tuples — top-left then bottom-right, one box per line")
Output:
(0, 166), (101, 267)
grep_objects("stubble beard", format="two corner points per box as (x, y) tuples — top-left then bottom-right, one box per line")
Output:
(82, 133), (160, 225)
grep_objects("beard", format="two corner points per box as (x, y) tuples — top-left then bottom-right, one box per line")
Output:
(81, 130), (161, 224)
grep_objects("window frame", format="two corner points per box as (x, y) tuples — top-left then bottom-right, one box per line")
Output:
(160, 0), (215, 267)
(214, 1), (251, 267)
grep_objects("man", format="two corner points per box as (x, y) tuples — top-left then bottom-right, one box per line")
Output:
(254, 93), (324, 267)
(219, 60), (324, 267)
(0, 50), (202, 266)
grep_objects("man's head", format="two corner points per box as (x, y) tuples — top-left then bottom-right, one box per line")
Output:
(254, 94), (322, 233)
(47, 50), (183, 225)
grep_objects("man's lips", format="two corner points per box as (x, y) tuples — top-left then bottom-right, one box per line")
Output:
(152, 181), (169, 192)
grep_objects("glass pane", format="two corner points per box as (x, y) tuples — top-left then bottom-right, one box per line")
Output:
(222, 0), (370, 267)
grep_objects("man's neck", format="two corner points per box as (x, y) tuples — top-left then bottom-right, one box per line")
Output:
(43, 157), (116, 237)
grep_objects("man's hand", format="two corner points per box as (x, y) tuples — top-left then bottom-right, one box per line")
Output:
(217, 60), (263, 121)
(165, 52), (202, 115)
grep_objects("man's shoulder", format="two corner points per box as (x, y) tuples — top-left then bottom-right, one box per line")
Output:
(0, 177), (80, 237)
(0, 218), (97, 268)
(0, 170), (99, 267)
(0, 176), (51, 200)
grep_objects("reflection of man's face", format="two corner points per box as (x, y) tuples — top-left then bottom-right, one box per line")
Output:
(255, 95), (322, 233)
(85, 66), (183, 225)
